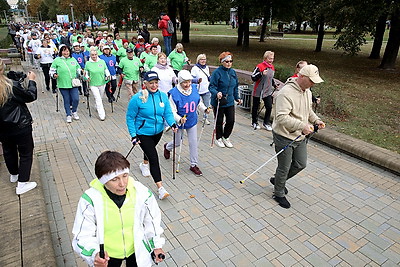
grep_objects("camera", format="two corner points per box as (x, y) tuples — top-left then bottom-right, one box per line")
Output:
(7, 71), (27, 82)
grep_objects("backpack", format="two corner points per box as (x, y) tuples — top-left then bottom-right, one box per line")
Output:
(167, 20), (175, 34)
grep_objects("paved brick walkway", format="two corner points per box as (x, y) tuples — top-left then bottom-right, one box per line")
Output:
(4, 65), (400, 266)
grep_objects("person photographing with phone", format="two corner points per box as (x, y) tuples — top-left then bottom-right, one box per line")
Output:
(72, 151), (166, 267)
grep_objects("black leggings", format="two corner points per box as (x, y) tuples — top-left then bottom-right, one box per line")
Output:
(251, 95), (272, 125)
(0, 128), (34, 182)
(108, 253), (138, 267)
(105, 79), (117, 98)
(213, 105), (235, 140)
(41, 64), (57, 90)
(138, 132), (163, 183)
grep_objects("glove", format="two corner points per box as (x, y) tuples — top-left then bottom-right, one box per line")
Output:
(131, 136), (139, 145)
(171, 124), (177, 131)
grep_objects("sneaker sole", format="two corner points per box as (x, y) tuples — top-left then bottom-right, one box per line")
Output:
(159, 193), (170, 200)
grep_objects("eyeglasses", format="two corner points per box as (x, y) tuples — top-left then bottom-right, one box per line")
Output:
(224, 60), (233, 63)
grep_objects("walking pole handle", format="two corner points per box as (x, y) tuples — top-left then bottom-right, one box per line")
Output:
(99, 244), (105, 259)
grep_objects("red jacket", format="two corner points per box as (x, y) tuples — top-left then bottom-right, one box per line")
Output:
(158, 15), (172, 37)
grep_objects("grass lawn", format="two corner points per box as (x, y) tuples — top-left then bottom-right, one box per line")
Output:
(2, 23), (399, 152)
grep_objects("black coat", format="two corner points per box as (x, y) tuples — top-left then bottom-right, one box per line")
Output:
(0, 80), (37, 136)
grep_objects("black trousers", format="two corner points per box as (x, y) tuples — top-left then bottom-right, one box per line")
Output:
(41, 64), (57, 90)
(0, 128), (34, 182)
(213, 105), (235, 140)
(251, 95), (272, 125)
(105, 79), (117, 99)
(108, 253), (138, 267)
(138, 132), (163, 183)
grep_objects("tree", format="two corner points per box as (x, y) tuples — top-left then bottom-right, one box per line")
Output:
(178, 0), (190, 43)
(379, 5), (400, 69)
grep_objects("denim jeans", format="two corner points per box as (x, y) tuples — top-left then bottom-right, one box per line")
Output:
(59, 87), (79, 116)
(163, 35), (172, 56)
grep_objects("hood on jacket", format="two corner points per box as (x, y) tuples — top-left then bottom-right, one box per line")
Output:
(162, 15), (170, 21)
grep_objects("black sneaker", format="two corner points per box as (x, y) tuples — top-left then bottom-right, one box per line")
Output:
(270, 177), (288, 194)
(52, 89), (57, 94)
(111, 96), (116, 101)
(273, 195), (291, 209)
(108, 97), (113, 103)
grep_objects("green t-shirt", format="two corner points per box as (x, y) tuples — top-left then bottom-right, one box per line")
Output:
(117, 47), (127, 59)
(168, 50), (187, 71)
(85, 59), (108, 86)
(114, 39), (123, 48)
(144, 53), (158, 71)
(119, 57), (142, 81)
(50, 57), (80, 89)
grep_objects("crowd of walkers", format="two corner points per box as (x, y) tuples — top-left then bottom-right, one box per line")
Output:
(3, 18), (325, 267)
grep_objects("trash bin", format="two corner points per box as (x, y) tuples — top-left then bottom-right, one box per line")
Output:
(238, 85), (251, 109)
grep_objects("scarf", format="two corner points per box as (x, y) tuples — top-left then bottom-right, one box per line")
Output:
(155, 63), (168, 70)
(195, 63), (206, 69)
(263, 61), (275, 71)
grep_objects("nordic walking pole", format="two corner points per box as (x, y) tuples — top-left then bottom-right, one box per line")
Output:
(172, 130), (176, 179)
(84, 80), (91, 117)
(211, 100), (220, 147)
(99, 244), (105, 259)
(55, 88), (59, 112)
(126, 143), (136, 158)
(198, 112), (208, 143)
(176, 115), (186, 173)
(116, 75), (123, 102)
(240, 134), (302, 184)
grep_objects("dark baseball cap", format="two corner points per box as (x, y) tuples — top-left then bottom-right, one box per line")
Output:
(143, 71), (159, 82)
(126, 47), (134, 53)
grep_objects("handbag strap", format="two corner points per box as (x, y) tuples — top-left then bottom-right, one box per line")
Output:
(61, 58), (74, 79)
(198, 66), (209, 79)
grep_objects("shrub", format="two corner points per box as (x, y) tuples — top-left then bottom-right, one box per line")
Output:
(274, 64), (293, 82)
(0, 34), (13, 49)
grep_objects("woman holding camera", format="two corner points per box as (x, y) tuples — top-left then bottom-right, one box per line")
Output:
(50, 45), (81, 123)
(209, 52), (242, 148)
(0, 61), (38, 195)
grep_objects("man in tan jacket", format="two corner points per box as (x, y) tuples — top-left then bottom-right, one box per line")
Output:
(271, 64), (325, 208)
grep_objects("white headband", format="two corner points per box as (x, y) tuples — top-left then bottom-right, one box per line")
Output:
(99, 168), (130, 184)
(221, 55), (232, 63)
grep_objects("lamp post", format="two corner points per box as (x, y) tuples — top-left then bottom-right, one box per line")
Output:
(70, 3), (75, 26)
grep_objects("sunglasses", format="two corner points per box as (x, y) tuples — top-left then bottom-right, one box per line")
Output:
(224, 60), (233, 63)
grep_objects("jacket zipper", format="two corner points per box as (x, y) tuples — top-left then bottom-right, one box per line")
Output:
(119, 209), (127, 258)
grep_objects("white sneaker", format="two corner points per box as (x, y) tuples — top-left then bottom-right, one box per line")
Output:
(263, 123), (272, 131)
(215, 138), (225, 148)
(16, 181), (37, 195)
(252, 123), (260, 130)
(158, 186), (170, 200)
(10, 174), (18, 183)
(204, 118), (210, 125)
(222, 137), (233, 148)
(72, 112), (80, 120)
(139, 162), (151, 177)
(66, 116), (72, 123)
(100, 116), (106, 121)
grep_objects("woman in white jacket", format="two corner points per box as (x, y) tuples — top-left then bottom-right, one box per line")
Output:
(72, 151), (166, 267)
(151, 52), (177, 94)
(190, 54), (211, 124)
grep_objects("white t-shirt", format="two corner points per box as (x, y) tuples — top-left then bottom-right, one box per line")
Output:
(151, 65), (176, 94)
(191, 65), (210, 95)
(36, 46), (55, 64)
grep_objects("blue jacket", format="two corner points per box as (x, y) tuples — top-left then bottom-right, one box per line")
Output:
(72, 52), (86, 68)
(209, 66), (239, 108)
(99, 54), (117, 76)
(126, 90), (175, 137)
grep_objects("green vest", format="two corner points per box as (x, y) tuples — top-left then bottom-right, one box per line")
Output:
(91, 179), (137, 259)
